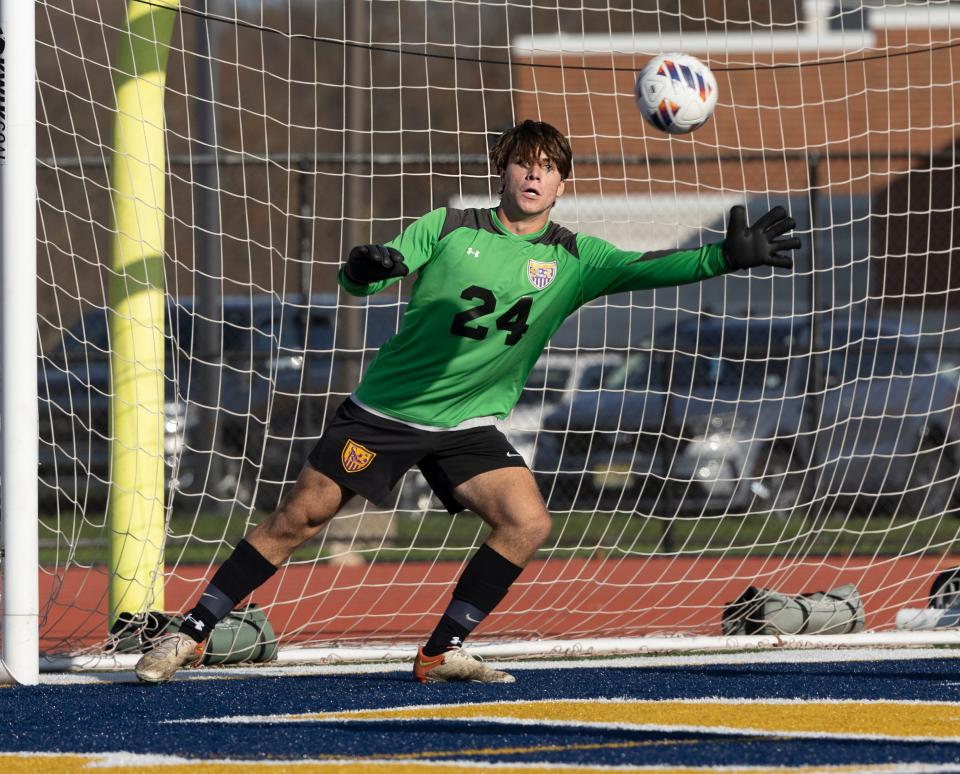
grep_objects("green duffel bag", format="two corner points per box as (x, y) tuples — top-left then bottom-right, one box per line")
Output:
(192, 603), (278, 665)
(109, 604), (278, 665)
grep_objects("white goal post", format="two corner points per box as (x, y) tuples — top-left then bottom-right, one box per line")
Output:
(6, 0), (960, 682)
(1, 0), (40, 685)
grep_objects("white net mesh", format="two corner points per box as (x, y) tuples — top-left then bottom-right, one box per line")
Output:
(32, 0), (960, 658)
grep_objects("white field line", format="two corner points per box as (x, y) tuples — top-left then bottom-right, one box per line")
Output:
(36, 645), (960, 684)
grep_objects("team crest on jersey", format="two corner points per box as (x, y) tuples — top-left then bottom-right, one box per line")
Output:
(527, 259), (557, 290)
(341, 439), (376, 473)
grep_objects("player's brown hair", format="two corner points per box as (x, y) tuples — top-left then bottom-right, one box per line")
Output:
(489, 120), (573, 180)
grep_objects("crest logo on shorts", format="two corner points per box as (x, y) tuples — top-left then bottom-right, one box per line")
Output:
(341, 439), (376, 473)
(527, 259), (557, 290)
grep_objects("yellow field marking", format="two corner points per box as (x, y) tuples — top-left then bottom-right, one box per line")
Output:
(294, 698), (960, 740)
(377, 735), (715, 759)
(0, 752), (922, 774)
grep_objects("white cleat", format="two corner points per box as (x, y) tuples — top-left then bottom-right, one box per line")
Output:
(135, 633), (204, 684)
(414, 646), (515, 684)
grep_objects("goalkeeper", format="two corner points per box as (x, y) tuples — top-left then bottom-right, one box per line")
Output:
(136, 119), (800, 684)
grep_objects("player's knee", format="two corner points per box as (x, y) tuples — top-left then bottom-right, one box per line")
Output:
(271, 474), (344, 533)
(524, 510), (552, 549)
(286, 500), (334, 532)
(267, 498), (331, 540)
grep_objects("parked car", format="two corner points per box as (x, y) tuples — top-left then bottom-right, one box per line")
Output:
(533, 316), (960, 517)
(39, 294), (400, 510)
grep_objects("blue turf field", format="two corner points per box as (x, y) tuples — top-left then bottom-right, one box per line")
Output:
(2, 655), (960, 772)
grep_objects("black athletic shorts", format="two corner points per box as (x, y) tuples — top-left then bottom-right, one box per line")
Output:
(306, 399), (528, 513)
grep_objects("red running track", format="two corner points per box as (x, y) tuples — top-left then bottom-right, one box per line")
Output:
(38, 555), (955, 653)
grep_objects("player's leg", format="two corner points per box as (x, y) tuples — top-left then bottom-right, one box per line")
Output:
(135, 466), (352, 684)
(181, 464), (352, 635)
(136, 398), (420, 683)
(420, 465), (549, 655)
(415, 436), (551, 683)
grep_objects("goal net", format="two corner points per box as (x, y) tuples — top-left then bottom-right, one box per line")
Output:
(24, 0), (960, 669)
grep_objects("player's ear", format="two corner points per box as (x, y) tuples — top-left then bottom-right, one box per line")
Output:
(556, 178), (566, 198)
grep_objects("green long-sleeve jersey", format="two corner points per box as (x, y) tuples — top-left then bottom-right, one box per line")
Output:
(338, 207), (730, 428)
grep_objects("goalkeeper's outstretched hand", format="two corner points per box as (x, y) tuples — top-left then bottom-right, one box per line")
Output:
(344, 244), (409, 284)
(722, 205), (801, 271)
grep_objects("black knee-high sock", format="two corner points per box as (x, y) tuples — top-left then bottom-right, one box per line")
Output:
(423, 543), (523, 656)
(180, 539), (277, 642)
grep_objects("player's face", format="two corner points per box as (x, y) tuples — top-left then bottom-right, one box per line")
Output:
(500, 152), (566, 218)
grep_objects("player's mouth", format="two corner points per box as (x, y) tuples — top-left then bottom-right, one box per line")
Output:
(521, 187), (541, 199)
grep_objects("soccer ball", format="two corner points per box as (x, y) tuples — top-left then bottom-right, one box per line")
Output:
(634, 53), (718, 135)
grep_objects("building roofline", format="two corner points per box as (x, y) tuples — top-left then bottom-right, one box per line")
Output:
(511, 31), (875, 57)
(512, 1), (958, 57)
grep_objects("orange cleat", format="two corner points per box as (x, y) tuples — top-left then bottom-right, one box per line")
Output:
(413, 645), (514, 684)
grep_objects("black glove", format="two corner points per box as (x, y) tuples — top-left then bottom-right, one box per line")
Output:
(722, 205), (801, 270)
(343, 244), (408, 284)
